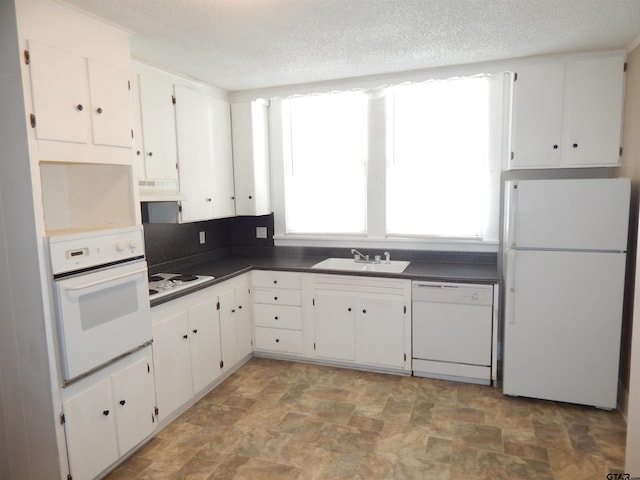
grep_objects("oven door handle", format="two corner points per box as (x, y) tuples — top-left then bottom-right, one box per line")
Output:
(63, 267), (148, 291)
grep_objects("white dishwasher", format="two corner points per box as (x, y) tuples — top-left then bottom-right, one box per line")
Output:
(412, 281), (494, 385)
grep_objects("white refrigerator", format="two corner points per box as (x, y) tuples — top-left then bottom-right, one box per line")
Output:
(503, 177), (630, 409)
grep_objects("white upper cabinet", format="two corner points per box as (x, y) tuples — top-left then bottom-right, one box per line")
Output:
(133, 70), (179, 194)
(175, 85), (235, 222)
(231, 100), (271, 216)
(510, 53), (625, 169)
(26, 40), (133, 163)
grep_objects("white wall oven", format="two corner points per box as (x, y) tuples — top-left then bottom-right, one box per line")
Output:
(49, 227), (152, 383)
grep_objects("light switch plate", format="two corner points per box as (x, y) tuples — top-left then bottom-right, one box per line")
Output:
(199, 231), (206, 244)
(256, 226), (267, 239)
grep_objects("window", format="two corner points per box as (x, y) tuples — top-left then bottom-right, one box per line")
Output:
(270, 73), (506, 248)
(284, 92), (368, 235)
(386, 78), (491, 238)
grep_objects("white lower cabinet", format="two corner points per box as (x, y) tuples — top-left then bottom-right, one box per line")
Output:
(152, 274), (251, 422)
(305, 274), (412, 372)
(252, 271), (304, 356)
(62, 346), (155, 480)
(152, 290), (222, 421)
(218, 275), (253, 372)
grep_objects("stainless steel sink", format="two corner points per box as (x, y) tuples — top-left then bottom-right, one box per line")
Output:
(311, 257), (410, 273)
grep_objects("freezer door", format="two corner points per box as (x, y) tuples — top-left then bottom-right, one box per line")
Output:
(507, 178), (630, 251)
(503, 249), (625, 409)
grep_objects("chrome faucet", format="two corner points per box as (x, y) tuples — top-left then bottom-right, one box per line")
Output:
(351, 249), (369, 262)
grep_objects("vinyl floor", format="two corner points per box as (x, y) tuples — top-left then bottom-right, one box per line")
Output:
(104, 357), (627, 479)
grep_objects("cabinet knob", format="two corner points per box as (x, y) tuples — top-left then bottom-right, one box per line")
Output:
(232, 309), (236, 313)
(273, 280), (278, 284)
(192, 329), (198, 334)
(102, 410), (110, 416)
(238, 305), (243, 309)
(362, 309), (367, 314)
(76, 104), (84, 112)
(274, 296), (278, 301)
(119, 400), (126, 406)
(136, 150), (141, 156)
(348, 308), (352, 312)
(572, 143), (578, 148)
(96, 107), (103, 114)
(553, 145), (558, 149)
(183, 334), (188, 339)
(274, 316), (279, 320)
(231, 196), (235, 200)
(248, 195), (253, 199)
(206, 198), (212, 202)
(147, 152), (153, 157)
(275, 338), (280, 343)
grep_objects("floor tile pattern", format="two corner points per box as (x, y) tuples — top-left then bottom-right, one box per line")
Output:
(105, 357), (627, 479)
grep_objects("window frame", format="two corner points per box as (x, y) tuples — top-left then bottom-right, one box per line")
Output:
(269, 72), (510, 252)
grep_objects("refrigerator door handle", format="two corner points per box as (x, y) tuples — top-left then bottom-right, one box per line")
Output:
(506, 182), (519, 249)
(505, 249), (517, 325)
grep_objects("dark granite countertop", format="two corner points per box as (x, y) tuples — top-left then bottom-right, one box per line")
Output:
(149, 247), (500, 307)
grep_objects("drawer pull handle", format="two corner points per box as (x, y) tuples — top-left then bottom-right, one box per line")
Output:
(274, 316), (279, 320)
(348, 308), (352, 312)
(275, 338), (280, 343)
(273, 280), (278, 284)
(274, 296), (278, 301)
(362, 309), (367, 314)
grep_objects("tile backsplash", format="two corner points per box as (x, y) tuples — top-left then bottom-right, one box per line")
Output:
(143, 213), (274, 267)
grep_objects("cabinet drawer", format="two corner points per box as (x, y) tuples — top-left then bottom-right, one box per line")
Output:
(254, 327), (302, 354)
(252, 271), (301, 290)
(254, 304), (302, 330)
(253, 289), (301, 306)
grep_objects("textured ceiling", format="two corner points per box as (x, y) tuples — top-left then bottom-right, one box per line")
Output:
(59, 0), (640, 92)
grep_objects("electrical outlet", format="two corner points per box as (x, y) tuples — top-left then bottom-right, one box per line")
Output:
(256, 226), (267, 239)
(199, 231), (206, 244)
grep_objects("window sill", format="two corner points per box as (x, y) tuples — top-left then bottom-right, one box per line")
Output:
(273, 234), (499, 253)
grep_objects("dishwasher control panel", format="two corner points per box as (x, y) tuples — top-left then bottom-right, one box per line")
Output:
(412, 281), (493, 305)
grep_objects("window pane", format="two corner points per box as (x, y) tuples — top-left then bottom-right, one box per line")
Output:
(284, 92), (368, 235)
(387, 77), (490, 238)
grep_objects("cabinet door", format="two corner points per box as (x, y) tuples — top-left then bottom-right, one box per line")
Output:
(63, 379), (119, 480)
(235, 283), (253, 359)
(138, 74), (179, 181)
(210, 97), (237, 218)
(357, 294), (406, 369)
(564, 55), (625, 167)
(152, 310), (192, 419)
(28, 41), (90, 144)
(231, 101), (271, 215)
(87, 59), (132, 148)
(510, 61), (565, 168)
(188, 297), (223, 393)
(219, 287), (239, 371)
(314, 290), (356, 361)
(110, 355), (156, 455)
(175, 85), (216, 222)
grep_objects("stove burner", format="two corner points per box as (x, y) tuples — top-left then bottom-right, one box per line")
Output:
(149, 275), (163, 282)
(169, 274), (198, 282)
(149, 289), (159, 295)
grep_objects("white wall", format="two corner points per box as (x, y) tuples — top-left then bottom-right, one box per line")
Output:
(623, 41), (640, 477)
(0, 0), (62, 477)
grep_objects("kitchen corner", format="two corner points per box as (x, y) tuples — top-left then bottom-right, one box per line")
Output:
(143, 213), (500, 307)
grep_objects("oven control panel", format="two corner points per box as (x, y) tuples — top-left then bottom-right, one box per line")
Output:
(49, 226), (145, 275)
